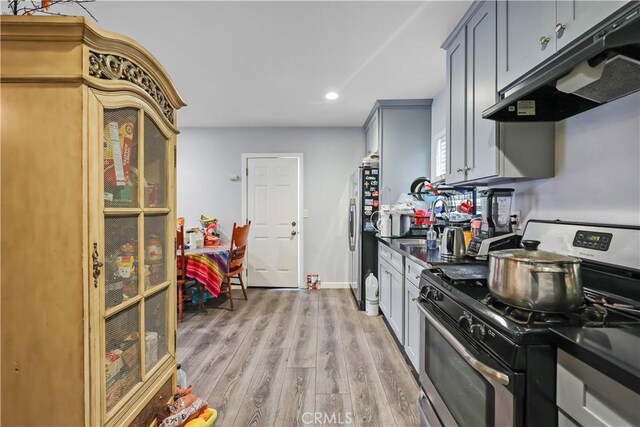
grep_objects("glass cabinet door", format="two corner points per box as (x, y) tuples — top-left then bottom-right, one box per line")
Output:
(102, 107), (172, 416)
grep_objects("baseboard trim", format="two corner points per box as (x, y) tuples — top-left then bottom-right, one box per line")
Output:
(318, 282), (352, 289)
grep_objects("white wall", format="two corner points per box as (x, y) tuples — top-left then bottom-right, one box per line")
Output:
(431, 90), (639, 228)
(177, 127), (364, 284)
(507, 93), (640, 228)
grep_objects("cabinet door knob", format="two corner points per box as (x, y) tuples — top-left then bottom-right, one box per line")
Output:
(539, 36), (550, 45)
(555, 23), (566, 34)
(456, 168), (464, 173)
(464, 166), (471, 172)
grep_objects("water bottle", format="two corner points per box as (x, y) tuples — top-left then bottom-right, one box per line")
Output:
(177, 364), (188, 389)
(365, 273), (379, 316)
(427, 226), (437, 250)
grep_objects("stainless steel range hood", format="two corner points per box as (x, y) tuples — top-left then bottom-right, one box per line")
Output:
(484, 4), (640, 122)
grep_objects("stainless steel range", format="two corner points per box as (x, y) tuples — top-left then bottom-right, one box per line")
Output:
(416, 220), (640, 427)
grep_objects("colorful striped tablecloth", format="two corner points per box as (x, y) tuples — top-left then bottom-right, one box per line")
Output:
(183, 246), (229, 297)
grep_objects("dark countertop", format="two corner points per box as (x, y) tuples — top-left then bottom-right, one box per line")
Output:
(377, 236), (480, 269)
(550, 327), (640, 394)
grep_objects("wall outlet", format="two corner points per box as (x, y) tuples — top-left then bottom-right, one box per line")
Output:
(303, 209), (309, 218)
(512, 210), (522, 231)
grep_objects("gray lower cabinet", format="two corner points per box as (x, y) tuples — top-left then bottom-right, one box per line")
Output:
(404, 281), (420, 370)
(556, 350), (640, 426)
(444, 0), (555, 186)
(497, 0), (630, 91)
(363, 100), (431, 207)
(387, 263), (404, 345)
(378, 258), (391, 316)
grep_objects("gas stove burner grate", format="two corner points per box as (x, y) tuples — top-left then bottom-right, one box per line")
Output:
(481, 294), (614, 327)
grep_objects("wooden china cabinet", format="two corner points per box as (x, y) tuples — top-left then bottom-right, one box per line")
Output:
(1, 17), (185, 426)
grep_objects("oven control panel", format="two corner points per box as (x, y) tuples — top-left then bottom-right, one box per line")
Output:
(572, 230), (612, 252)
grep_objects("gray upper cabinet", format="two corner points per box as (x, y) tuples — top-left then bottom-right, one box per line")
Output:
(555, 1), (630, 50)
(465, 1), (497, 182)
(446, 29), (467, 185)
(497, 1), (556, 91)
(443, 0), (555, 186)
(365, 111), (379, 156)
(497, 0), (630, 91)
(364, 100), (431, 207)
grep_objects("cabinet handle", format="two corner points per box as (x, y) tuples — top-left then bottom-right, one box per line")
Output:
(539, 36), (550, 45)
(555, 23), (566, 34)
(92, 242), (103, 288)
(464, 166), (471, 172)
(456, 168), (464, 173)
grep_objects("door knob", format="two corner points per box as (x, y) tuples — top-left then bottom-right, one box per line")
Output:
(291, 230), (297, 236)
(292, 221), (297, 226)
(539, 36), (550, 45)
(555, 23), (566, 34)
(456, 168), (464, 173)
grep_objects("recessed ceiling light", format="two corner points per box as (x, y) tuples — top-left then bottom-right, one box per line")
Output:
(325, 91), (339, 100)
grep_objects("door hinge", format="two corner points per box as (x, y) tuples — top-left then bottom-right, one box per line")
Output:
(246, 168), (248, 177)
(174, 145), (177, 168)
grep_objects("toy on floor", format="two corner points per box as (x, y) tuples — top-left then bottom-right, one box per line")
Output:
(306, 273), (321, 290)
(157, 385), (218, 427)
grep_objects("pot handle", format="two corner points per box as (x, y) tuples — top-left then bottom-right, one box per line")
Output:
(531, 266), (569, 274)
(521, 240), (541, 251)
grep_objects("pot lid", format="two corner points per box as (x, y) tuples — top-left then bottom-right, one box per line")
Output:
(490, 240), (582, 264)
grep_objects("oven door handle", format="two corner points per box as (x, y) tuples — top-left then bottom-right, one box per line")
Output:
(418, 303), (510, 386)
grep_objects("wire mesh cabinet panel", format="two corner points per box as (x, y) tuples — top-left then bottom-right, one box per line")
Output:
(94, 94), (179, 427)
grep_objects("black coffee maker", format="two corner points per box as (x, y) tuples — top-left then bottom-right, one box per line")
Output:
(467, 189), (518, 259)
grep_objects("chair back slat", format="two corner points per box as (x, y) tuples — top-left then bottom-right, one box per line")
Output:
(227, 220), (251, 274)
(177, 217), (186, 276)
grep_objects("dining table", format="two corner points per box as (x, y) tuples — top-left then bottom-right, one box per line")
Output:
(181, 245), (230, 302)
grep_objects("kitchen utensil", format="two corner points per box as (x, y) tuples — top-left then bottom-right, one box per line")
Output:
(391, 212), (412, 237)
(458, 199), (473, 214)
(488, 240), (583, 313)
(440, 226), (466, 258)
(371, 210), (391, 237)
(377, 217), (391, 237)
(414, 209), (428, 225)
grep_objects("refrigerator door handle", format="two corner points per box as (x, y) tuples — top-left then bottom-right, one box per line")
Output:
(348, 199), (356, 251)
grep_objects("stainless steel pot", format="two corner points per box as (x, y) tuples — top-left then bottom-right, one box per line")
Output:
(488, 240), (583, 313)
(440, 226), (466, 259)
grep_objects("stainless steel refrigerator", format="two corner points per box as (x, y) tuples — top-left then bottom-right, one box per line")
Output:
(348, 165), (379, 310)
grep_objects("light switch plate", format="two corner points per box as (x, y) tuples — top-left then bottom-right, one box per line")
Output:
(303, 209), (309, 218)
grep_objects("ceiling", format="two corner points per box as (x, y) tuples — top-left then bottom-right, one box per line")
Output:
(69, 1), (469, 127)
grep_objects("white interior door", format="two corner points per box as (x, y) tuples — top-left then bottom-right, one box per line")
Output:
(246, 156), (300, 287)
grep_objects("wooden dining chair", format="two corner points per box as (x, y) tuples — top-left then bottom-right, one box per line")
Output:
(176, 217), (189, 322)
(224, 220), (251, 311)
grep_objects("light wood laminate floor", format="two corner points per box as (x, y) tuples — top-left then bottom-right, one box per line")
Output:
(178, 289), (420, 427)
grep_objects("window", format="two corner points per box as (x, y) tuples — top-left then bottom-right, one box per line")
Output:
(432, 130), (446, 182)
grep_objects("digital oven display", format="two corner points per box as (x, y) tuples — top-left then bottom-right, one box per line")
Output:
(573, 230), (613, 252)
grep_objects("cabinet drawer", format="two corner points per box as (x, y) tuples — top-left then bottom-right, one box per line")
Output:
(557, 350), (640, 427)
(378, 243), (403, 273)
(405, 258), (425, 288)
(558, 410), (580, 427)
